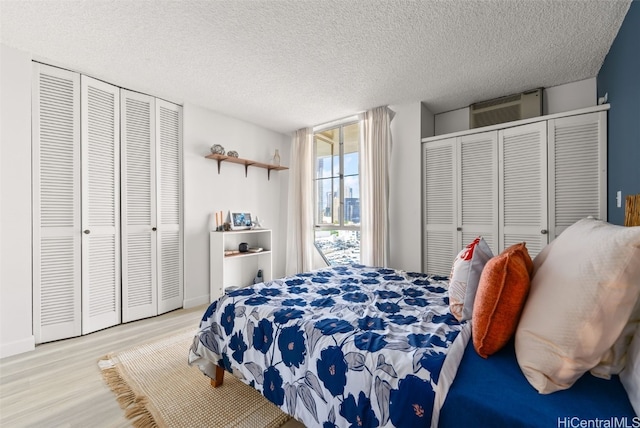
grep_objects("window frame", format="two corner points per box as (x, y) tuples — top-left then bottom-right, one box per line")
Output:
(312, 116), (362, 232)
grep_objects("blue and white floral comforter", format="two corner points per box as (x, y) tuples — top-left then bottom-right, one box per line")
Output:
(188, 265), (469, 427)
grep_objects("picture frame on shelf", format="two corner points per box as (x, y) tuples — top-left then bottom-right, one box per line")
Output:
(230, 212), (252, 230)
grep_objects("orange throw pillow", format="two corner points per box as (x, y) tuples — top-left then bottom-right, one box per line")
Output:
(472, 243), (532, 358)
(502, 242), (534, 276)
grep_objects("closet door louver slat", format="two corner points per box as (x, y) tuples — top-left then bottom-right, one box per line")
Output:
(81, 76), (121, 334)
(156, 100), (183, 314)
(121, 90), (157, 322)
(33, 64), (81, 343)
(499, 121), (548, 258)
(161, 231), (181, 300)
(459, 132), (499, 255)
(548, 112), (607, 239)
(423, 139), (457, 275)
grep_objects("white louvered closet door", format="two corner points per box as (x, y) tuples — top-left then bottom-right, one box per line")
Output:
(80, 76), (121, 334)
(32, 63), (82, 343)
(156, 100), (183, 314)
(458, 131), (499, 254)
(499, 121), (548, 258)
(121, 90), (157, 322)
(423, 138), (458, 275)
(548, 111), (607, 240)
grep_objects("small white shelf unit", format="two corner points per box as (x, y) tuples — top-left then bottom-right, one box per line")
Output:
(210, 229), (272, 301)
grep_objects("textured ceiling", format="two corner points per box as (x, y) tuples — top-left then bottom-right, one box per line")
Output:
(0, 0), (631, 134)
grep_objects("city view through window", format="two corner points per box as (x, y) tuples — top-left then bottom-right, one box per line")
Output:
(314, 122), (361, 265)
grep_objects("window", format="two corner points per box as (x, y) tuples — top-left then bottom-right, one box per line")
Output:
(314, 121), (361, 265)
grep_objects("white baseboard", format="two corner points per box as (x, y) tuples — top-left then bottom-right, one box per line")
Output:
(183, 294), (210, 309)
(0, 335), (35, 359)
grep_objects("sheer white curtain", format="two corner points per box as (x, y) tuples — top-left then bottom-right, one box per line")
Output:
(361, 106), (395, 267)
(285, 128), (315, 275)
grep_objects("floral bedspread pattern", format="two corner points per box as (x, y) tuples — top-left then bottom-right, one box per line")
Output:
(188, 265), (463, 428)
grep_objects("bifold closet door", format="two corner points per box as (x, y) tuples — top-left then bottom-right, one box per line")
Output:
(156, 100), (183, 314)
(499, 121), (548, 257)
(458, 131), (499, 254)
(548, 111), (607, 240)
(80, 76), (121, 334)
(32, 63), (82, 343)
(422, 138), (458, 275)
(121, 90), (157, 322)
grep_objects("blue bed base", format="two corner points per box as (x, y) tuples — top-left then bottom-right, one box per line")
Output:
(439, 339), (637, 427)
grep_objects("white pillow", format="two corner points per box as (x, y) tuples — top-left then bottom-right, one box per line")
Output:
(591, 296), (640, 379)
(621, 324), (640, 417)
(515, 218), (640, 394)
(449, 236), (494, 321)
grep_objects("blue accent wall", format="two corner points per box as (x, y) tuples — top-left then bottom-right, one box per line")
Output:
(597, 1), (640, 225)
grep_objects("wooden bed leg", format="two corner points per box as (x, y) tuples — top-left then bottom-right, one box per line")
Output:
(210, 365), (225, 388)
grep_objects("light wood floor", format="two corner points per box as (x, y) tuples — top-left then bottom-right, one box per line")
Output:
(0, 305), (304, 428)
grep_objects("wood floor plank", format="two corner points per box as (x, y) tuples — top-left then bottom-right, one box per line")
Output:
(0, 304), (304, 428)
(0, 305), (206, 427)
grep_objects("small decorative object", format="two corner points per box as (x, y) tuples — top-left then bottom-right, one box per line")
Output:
(214, 210), (225, 231)
(272, 149), (281, 166)
(252, 216), (263, 229)
(238, 242), (249, 253)
(210, 144), (225, 155)
(254, 269), (263, 284)
(230, 212), (252, 230)
(227, 150), (239, 158)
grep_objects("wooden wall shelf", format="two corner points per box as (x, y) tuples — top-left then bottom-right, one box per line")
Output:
(205, 153), (288, 180)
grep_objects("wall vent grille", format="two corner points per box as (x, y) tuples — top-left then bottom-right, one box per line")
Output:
(470, 89), (542, 128)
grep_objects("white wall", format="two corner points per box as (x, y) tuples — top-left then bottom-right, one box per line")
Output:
(388, 102), (433, 272)
(421, 103), (435, 139)
(435, 107), (470, 136)
(182, 103), (289, 307)
(0, 44), (35, 358)
(434, 78), (597, 136)
(544, 78), (596, 115)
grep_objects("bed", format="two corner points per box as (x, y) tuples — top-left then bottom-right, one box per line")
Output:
(188, 264), (471, 427)
(189, 219), (640, 427)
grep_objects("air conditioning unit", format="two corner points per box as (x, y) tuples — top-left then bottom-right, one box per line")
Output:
(469, 88), (542, 128)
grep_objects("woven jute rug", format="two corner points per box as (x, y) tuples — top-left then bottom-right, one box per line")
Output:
(99, 329), (291, 428)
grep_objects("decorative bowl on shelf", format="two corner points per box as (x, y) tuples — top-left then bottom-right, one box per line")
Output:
(227, 150), (239, 158)
(210, 144), (225, 155)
